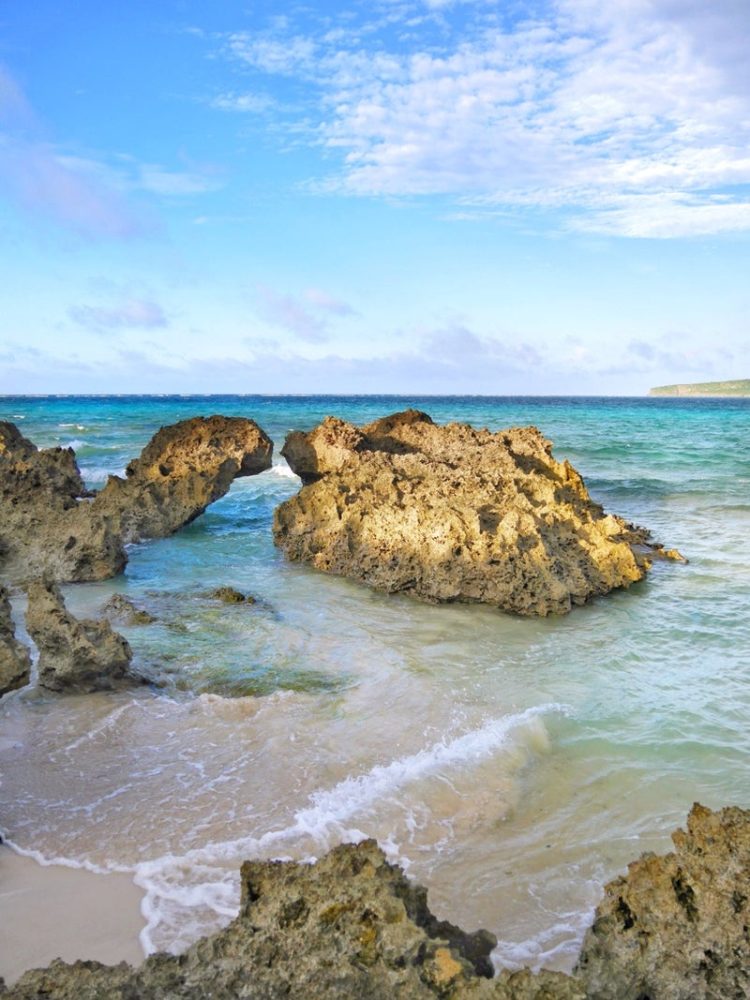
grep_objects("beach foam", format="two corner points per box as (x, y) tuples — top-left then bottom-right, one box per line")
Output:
(132, 703), (567, 955)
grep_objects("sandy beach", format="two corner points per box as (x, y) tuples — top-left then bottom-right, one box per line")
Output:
(0, 846), (145, 986)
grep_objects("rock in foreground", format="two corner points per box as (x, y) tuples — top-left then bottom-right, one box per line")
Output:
(0, 416), (273, 585)
(575, 802), (750, 999)
(5, 805), (750, 999)
(0, 586), (31, 697)
(2, 839), (575, 1000)
(25, 580), (136, 693)
(274, 410), (676, 615)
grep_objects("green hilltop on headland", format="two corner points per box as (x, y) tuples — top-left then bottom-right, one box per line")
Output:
(650, 379), (750, 397)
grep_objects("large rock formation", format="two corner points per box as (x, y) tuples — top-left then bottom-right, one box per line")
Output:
(575, 802), (750, 999)
(92, 416), (273, 544)
(25, 580), (135, 693)
(0, 416), (273, 585)
(0, 586), (31, 697)
(4, 805), (749, 999)
(274, 410), (679, 616)
(1, 839), (577, 999)
(0, 422), (123, 583)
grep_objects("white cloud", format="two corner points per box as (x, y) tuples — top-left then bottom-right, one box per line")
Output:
(255, 284), (357, 342)
(221, 1), (750, 237)
(0, 138), (149, 240)
(5, 321), (741, 395)
(255, 285), (327, 343)
(211, 91), (274, 113)
(0, 63), (221, 239)
(227, 33), (318, 75)
(303, 288), (356, 316)
(69, 297), (168, 332)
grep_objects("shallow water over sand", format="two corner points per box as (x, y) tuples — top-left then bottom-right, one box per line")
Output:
(1, 395), (750, 972)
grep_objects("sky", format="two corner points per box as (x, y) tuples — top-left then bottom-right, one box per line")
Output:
(0, 0), (749, 395)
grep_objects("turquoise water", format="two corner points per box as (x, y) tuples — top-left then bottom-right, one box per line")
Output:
(1, 395), (749, 971)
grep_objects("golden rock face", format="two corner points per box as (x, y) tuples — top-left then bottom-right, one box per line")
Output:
(0, 415), (273, 585)
(274, 409), (673, 616)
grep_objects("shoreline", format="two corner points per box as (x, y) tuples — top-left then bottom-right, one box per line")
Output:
(0, 845), (145, 986)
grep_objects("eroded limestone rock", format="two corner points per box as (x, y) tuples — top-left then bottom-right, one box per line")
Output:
(0, 416), (273, 585)
(0, 586), (31, 697)
(4, 806), (750, 999)
(1, 839), (576, 999)
(576, 802), (750, 999)
(93, 415), (273, 544)
(0, 422), (124, 584)
(210, 586), (256, 604)
(25, 580), (136, 693)
(274, 410), (679, 616)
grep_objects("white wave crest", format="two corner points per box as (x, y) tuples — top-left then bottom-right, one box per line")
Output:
(133, 702), (569, 954)
(268, 462), (300, 480)
(81, 466), (126, 483)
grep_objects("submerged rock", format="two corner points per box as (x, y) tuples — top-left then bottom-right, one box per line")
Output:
(0, 416), (273, 585)
(0, 586), (31, 697)
(274, 410), (680, 616)
(4, 805), (750, 999)
(25, 580), (136, 693)
(100, 594), (157, 625)
(210, 586), (256, 604)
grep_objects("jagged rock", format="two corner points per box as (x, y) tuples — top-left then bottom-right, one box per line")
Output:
(0, 586), (31, 697)
(1, 839), (577, 999)
(5, 807), (749, 999)
(0, 422), (123, 584)
(100, 594), (157, 625)
(0, 416), (273, 585)
(93, 415), (273, 544)
(576, 802), (750, 999)
(274, 410), (680, 616)
(25, 580), (136, 693)
(210, 586), (256, 604)
(0, 423), (89, 499)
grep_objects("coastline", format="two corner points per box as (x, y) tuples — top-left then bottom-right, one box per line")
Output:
(0, 846), (145, 986)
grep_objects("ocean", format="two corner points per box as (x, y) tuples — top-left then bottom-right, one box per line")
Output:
(1, 394), (749, 971)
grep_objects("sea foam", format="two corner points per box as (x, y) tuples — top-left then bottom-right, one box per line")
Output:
(133, 702), (568, 955)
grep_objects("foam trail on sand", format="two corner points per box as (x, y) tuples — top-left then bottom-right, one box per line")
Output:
(133, 703), (569, 954)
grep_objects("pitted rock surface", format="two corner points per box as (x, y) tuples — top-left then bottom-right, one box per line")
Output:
(274, 410), (676, 615)
(25, 579), (135, 693)
(100, 594), (157, 625)
(93, 415), (272, 544)
(576, 802), (750, 999)
(0, 586), (31, 697)
(0, 416), (273, 585)
(5, 808), (750, 999)
(1, 839), (578, 999)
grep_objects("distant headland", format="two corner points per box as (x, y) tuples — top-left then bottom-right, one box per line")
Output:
(649, 379), (750, 397)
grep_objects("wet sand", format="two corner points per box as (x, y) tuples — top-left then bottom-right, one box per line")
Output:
(0, 846), (145, 986)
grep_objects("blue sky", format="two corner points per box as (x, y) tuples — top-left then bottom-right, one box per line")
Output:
(1, 0), (748, 394)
